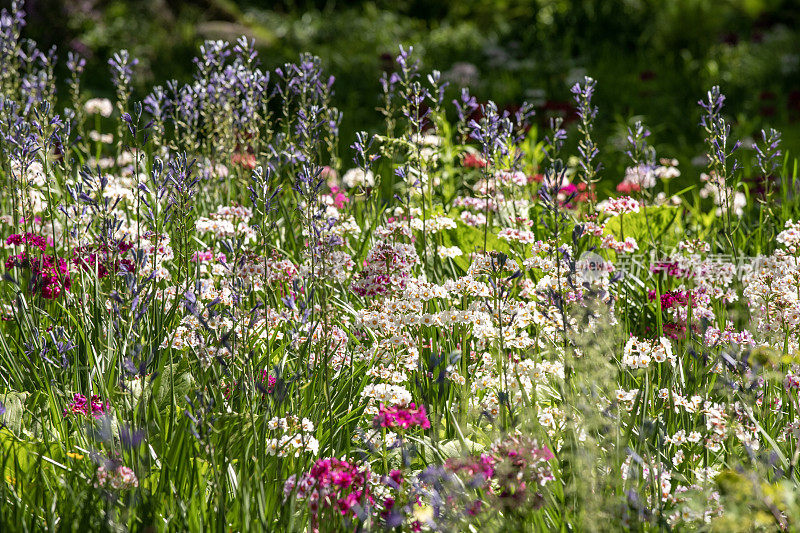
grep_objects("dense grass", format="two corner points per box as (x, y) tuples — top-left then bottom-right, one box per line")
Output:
(2, 2), (800, 531)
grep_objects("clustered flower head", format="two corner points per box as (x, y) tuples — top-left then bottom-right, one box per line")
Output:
(72, 240), (135, 279)
(328, 185), (350, 209)
(445, 435), (554, 515)
(361, 383), (413, 414)
(342, 167), (375, 189)
(95, 463), (138, 490)
(372, 402), (431, 430)
(258, 370), (277, 394)
(617, 159), (680, 193)
(601, 234), (639, 253)
(351, 229), (419, 297)
(284, 457), (374, 523)
(598, 195), (640, 216)
(489, 435), (555, 511)
(648, 289), (692, 310)
(5, 233), (72, 299)
(462, 153), (486, 168)
(84, 97), (114, 117)
(777, 220), (800, 254)
(623, 336), (675, 369)
(445, 454), (495, 487)
(64, 393), (107, 418)
(266, 415), (320, 457)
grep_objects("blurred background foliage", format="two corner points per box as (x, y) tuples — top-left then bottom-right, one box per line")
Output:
(20, 0), (800, 173)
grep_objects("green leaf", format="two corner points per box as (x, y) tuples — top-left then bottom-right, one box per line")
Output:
(148, 362), (195, 411)
(603, 205), (682, 250)
(437, 438), (483, 458)
(441, 221), (513, 272)
(0, 391), (29, 435)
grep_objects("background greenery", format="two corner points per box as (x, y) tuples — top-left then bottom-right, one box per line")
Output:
(22, 0), (800, 182)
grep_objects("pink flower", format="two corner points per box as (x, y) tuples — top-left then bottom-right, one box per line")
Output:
(285, 457), (373, 525)
(600, 196), (640, 216)
(373, 403), (431, 430)
(616, 181), (641, 193)
(64, 394), (107, 418)
(330, 186), (350, 209)
(95, 464), (138, 489)
(463, 153), (487, 168)
(5, 240), (73, 299)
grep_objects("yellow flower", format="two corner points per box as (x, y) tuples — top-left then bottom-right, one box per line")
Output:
(412, 503), (433, 523)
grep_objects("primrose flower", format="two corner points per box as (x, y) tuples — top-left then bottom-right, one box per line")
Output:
(622, 336), (675, 369)
(372, 403), (431, 430)
(64, 394), (107, 418)
(777, 220), (800, 253)
(95, 464), (138, 490)
(284, 457), (374, 525)
(598, 196), (640, 216)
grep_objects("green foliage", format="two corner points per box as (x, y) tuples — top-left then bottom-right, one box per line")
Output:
(603, 205), (683, 251)
(0, 392), (28, 436)
(442, 224), (512, 272)
(3, 2), (800, 531)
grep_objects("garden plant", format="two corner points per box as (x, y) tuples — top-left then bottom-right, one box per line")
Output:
(2, 1), (800, 531)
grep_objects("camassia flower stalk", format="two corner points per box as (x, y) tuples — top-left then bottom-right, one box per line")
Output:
(753, 128), (783, 246)
(698, 86), (742, 257)
(469, 100), (512, 251)
(571, 76), (600, 213)
(0, 1), (26, 99)
(108, 49), (138, 146)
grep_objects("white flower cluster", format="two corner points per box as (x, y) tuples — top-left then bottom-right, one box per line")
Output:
(342, 168), (375, 188)
(601, 234), (639, 253)
(89, 130), (114, 144)
(196, 205), (256, 242)
(777, 219), (800, 253)
(498, 228), (537, 244)
(361, 383), (412, 414)
(439, 246), (463, 259)
(84, 97), (114, 117)
(699, 172), (746, 218)
(467, 251), (520, 276)
(266, 416), (320, 457)
(622, 336), (674, 369)
(743, 248), (800, 340)
(10, 160), (47, 187)
(410, 215), (456, 234)
(495, 170), (529, 187)
(620, 159), (680, 190)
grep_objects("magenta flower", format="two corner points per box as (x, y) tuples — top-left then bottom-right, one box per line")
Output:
(372, 403), (431, 431)
(284, 457), (373, 525)
(64, 394), (107, 418)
